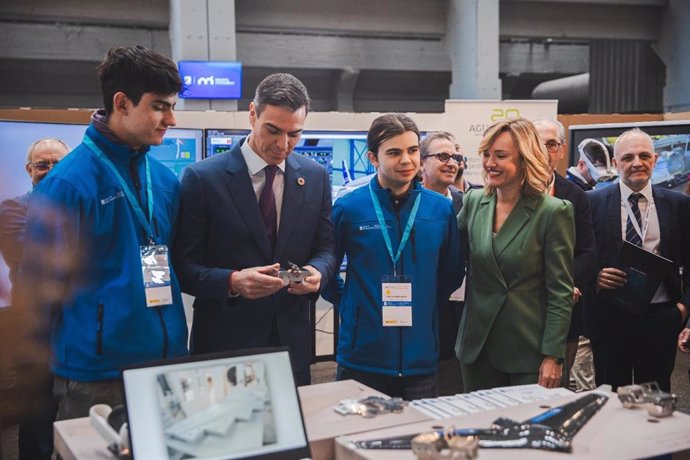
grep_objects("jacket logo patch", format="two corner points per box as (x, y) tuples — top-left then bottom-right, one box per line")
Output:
(100, 191), (125, 205)
(358, 224), (382, 231)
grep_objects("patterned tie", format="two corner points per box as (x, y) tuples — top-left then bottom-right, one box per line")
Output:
(259, 165), (278, 248)
(625, 193), (643, 247)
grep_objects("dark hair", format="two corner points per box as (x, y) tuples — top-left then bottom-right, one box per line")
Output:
(367, 113), (420, 158)
(253, 73), (311, 116)
(97, 45), (182, 114)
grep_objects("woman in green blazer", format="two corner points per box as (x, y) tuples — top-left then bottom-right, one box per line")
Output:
(456, 118), (575, 391)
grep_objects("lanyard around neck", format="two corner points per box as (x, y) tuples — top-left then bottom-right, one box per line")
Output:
(368, 182), (421, 276)
(83, 135), (155, 243)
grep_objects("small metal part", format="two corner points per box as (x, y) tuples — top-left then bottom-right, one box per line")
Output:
(335, 396), (407, 418)
(411, 431), (479, 460)
(278, 262), (311, 284)
(617, 382), (677, 417)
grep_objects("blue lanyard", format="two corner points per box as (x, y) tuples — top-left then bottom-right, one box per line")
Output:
(83, 135), (155, 244)
(368, 182), (421, 276)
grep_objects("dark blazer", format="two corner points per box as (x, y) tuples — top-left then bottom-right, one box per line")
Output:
(457, 190), (575, 376)
(450, 189), (463, 216)
(173, 141), (337, 385)
(553, 174), (597, 289)
(587, 183), (690, 338)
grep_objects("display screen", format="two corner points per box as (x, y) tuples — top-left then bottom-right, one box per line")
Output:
(179, 61), (242, 100)
(568, 120), (690, 191)
(205, 128), (250, 158)
(123, 349), (310, 460)
(296, 131), (371, 186)
(148, 127), (204, 177)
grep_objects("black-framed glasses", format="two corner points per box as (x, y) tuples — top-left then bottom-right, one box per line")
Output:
(424, 152), (465, 164)
(544, 140), (563, 153)
(30, 160), (60, 172)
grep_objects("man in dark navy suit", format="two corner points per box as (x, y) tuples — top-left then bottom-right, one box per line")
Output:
(535, 120), (597, 390)
(588, 128), (690, 392)
(174, 74), (337, 386)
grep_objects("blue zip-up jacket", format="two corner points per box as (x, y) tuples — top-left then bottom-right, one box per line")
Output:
(329, 178), (464, 376)
(17, 123), (188, 381)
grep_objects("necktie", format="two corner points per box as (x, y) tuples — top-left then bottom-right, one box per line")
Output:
(625, 193), (643, 247)
(259, 165), (278, 248)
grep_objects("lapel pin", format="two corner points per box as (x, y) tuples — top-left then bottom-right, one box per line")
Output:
(297, 177), (305, 186)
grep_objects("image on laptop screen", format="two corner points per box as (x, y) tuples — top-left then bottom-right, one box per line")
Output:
(123, 348), (310, 460)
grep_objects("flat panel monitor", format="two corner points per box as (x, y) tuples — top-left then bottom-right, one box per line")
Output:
(204, 128), (250, 158)
(568, 120), (690, 191)
(148, 127), (204, 178)
(123, 348), (310, 460)
(179, 61), (242, 100)
(296, 131), (370, 186)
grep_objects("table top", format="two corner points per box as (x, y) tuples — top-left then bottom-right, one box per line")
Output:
(335, 390), (690, 460)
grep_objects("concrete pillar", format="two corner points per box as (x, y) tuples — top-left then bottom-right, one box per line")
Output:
(446, 0), (501, 99)
(657, 0), (690, 112)
(170, 0), (238, 111)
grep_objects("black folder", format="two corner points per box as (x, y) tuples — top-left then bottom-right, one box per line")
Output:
(608, 241), (673, 315)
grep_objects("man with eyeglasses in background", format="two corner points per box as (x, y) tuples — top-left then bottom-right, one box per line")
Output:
(420, 131), (466, 396)
(0, 137), (68, 460)
(534, 120), (597, 392)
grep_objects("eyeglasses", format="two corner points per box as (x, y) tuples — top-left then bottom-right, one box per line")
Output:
(544, 140), (563, 153)
(30, 160), (60, 172)
(424, 152), (465, 164)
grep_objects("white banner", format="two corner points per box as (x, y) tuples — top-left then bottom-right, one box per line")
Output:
(442, 100), (558, 185)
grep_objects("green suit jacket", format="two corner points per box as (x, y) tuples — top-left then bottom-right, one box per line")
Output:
(456, 189), (575, 374)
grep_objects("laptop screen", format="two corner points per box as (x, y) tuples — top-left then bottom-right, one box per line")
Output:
(122, 348), (311, 459)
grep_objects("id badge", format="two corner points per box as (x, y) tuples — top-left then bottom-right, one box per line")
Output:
(140, 245), (173, 307)
(381, 274), (412, 327)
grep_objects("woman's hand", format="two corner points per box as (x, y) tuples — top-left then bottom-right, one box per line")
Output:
(538, 356), (563, 388)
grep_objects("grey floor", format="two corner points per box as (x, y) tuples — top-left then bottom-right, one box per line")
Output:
(1, 351), (688, 459)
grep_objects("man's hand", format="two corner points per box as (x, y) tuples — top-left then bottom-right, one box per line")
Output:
(573, 287), (582, 303)
(287, 265), (321, 296)
(538, 356), (563, 388)
(229, 263), (284, 299)
(596, 267), (627, 291)
(678, 328), (690, 354)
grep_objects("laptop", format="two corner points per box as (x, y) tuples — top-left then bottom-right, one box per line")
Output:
(122, 347), (311, 459)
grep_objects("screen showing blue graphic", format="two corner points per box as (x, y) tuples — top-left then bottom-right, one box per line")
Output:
(148, 128), (204, 177)
(179, 61), (242, 99)
(205, 128), (250, 158)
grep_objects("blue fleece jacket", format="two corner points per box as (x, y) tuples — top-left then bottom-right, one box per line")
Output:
(329, 178), (464, 377)
(18, 122), (188, 381)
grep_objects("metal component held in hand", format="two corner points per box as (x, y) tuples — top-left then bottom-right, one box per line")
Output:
(617, 382), (677, 417)
(278, 261), (311, 284)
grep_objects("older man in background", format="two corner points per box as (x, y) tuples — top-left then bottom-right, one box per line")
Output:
(0, 137), (69, 460)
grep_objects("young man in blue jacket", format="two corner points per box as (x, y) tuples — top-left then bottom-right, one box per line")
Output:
(327, 113), (464, 400)
(14, 46), (189, 420)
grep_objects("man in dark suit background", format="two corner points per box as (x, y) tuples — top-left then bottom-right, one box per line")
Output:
(534, 120), (597, 390)
(419, 131), (465, 395)
(589, 128), (690, 392)
(174, 73), (337, 386)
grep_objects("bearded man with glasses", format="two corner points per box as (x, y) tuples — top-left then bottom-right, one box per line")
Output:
(0, 137), (68, 460)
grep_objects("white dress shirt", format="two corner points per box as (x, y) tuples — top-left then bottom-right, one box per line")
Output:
(618, 181), (668, 303)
